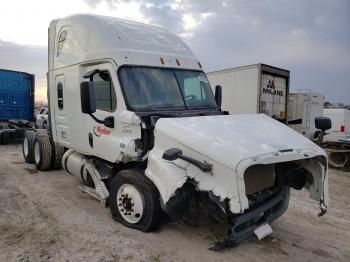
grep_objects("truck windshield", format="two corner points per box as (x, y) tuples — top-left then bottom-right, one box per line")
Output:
(119, 67), (217, 111)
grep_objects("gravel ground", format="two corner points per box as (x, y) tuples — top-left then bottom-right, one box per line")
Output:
(0, 142), (349, 262)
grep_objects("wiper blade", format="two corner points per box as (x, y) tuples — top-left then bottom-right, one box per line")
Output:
(153, 113), (177, 117)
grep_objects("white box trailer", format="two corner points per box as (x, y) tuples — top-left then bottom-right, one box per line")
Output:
(207, 64), (290, 122)
(287, 92), (324, 139)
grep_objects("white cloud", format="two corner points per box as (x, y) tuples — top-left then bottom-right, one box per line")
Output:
(0, 0), (147, 46)
(182, 14), (198, 30)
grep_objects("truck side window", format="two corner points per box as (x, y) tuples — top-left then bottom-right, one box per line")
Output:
(57, 83), (63, 110)
(92, 71), (117, 111)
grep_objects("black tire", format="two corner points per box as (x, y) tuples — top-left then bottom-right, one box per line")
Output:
(22, 130), (36, 163)
(51, 142), (64, 169)
(34, 133), (52, 171)
(109, 169), (161, 232)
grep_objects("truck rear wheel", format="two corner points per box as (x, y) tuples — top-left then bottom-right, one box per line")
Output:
(109, 169), (161, 232)
(34, 133), (52, 171)
(22, 130), (36, 163)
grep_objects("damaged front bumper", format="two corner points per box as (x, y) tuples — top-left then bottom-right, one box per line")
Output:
(210, 187), (290, 251)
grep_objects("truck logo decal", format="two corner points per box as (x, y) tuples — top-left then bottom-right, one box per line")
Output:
(93, 126), (111, 137)
(263, 80), (284, 96)
(267, 80), (275, 89)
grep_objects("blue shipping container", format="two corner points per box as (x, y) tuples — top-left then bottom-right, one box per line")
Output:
(0, 69), (35, 121)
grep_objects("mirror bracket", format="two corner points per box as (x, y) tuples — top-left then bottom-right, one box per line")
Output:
(162, 148), (212, 172)
(89, 114), (114, 128)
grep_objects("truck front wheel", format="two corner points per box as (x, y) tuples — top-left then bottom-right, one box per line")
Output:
(109, 169), (161, 232)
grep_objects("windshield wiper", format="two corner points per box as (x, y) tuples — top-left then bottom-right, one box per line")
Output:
(151, 112), (181, 117)
(149, 112), (180, 126)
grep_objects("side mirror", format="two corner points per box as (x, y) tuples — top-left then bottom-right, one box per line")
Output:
(315, 116), (332, 146)
(315, 116), (332, 131)
(162, 148), (182, 161)
(80, 81), (96, 114)
(215, 85), (222, 108)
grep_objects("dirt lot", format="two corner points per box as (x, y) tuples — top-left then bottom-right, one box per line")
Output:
(0, 143), (349, 262)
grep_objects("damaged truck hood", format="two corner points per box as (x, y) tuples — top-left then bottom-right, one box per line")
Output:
(145, 113), (328, 214)
(154, 114), (325, 170)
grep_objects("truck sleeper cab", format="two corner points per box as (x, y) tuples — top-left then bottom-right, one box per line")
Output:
(23, 14), (329, 250)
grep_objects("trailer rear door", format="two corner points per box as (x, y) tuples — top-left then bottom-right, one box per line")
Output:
(259, 73), (287, 122)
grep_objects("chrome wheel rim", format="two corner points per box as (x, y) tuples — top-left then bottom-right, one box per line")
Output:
(34, 142), (40, 165)
(23, 137), (29, 157)
(117, 184), (144, 224)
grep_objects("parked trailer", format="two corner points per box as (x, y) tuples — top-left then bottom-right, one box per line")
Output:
(22, 14), (329, 250)
(207, 64), (290, 123)
(287, 92), (324, 139)
(0, 69), (35, 144)
(322, 109), (350, 169)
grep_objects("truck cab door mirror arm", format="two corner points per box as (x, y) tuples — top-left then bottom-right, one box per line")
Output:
(162, 148), (212, 172)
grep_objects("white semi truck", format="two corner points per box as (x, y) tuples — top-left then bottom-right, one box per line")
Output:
(22, 14), (329, 250)
(207, 64), (290, 123)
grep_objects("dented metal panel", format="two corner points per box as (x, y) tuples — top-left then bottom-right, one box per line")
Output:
(145, 114), (329, 214)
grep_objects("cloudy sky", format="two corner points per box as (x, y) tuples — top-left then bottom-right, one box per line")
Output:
(0, 0), (349, 103)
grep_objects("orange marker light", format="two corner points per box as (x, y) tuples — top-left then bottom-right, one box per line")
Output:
(160, 57), (165, 65)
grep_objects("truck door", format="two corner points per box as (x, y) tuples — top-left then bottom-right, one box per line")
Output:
(54, 75), (71, 145)
(81, 63), (123, 162)
(260, 73), (287, 122)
